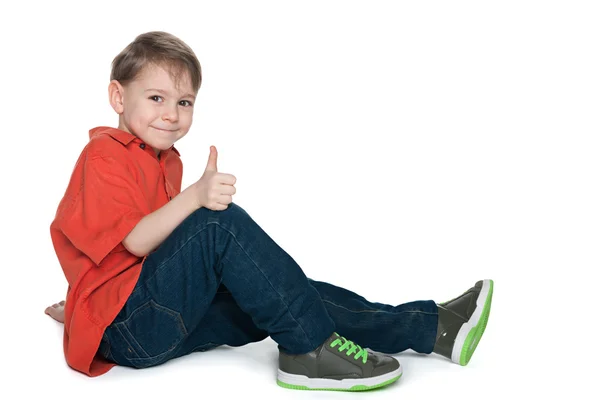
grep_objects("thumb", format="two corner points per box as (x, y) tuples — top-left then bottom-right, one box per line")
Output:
(205, 145), (218, 172)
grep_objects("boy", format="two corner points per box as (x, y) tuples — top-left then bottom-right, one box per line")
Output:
(46, 31), (493, 391)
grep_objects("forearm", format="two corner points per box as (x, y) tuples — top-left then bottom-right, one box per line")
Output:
(123, 185), (200, 257)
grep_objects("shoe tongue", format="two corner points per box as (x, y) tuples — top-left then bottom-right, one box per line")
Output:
(327, 332), (342, 345)
(320, 332), (345, 349)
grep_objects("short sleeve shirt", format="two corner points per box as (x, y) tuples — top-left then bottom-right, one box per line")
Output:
(50, 126), (183, 376)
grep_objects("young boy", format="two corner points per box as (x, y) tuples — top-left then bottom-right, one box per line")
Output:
(46, 31), (493, 391)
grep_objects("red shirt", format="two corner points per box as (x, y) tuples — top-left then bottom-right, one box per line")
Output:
(50, 126), (182, 376)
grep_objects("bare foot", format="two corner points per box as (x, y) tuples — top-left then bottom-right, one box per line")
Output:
(45, 300), (66, 323)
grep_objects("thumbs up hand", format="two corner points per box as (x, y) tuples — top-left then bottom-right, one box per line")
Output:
(194, 146), (237, 211)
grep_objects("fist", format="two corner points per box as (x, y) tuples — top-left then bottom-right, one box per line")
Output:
(194, 146), (237, 211)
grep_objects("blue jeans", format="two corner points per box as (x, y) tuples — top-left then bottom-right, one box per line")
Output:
(99, 203), (438, 369)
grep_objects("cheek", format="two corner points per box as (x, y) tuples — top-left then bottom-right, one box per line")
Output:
(128, 105), (155, 125)
(183, 110), (194, 125)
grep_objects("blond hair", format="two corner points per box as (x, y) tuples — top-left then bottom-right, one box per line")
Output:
(110, 31), (202, 93)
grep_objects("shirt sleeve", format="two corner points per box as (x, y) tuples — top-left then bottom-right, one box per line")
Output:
(57, 155), (149, 265)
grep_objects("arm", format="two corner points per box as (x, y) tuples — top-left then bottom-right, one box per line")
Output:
(122, 185), (200, 257)
(123, 145), (235, 257)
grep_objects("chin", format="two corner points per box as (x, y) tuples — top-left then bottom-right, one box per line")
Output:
(153, 143), (172, 151)
(156, 143), (169, 149)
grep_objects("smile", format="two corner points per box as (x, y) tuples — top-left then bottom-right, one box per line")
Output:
(153, 127), (176, 132)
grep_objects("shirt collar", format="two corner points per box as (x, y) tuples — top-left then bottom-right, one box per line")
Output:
(89, 126), (180, 156)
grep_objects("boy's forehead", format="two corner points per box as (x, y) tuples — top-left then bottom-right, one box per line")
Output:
(136, 64), (194, 95)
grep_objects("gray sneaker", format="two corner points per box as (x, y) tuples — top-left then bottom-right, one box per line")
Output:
(277, 332), (402, 391)
(433, 279), (494, 366)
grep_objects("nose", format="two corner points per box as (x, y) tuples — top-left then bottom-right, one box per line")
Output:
(162, 103), (179, 123)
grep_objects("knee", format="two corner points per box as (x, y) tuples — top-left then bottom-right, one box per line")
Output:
(224, 202), (248, 216)
(196, 202), (250, 224)
(214, 202), (248, 218)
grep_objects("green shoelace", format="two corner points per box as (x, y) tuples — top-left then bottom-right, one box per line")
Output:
(330, 333), (368, 364)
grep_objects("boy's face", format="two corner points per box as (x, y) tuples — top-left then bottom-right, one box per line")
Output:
(110, 63), (196, 155)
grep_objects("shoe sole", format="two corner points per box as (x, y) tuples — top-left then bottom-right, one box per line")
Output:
(276, 365), (402, 391)
(451, 279), (494, 366)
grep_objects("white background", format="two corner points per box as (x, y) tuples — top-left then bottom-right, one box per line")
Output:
(1, 0), (598, 398)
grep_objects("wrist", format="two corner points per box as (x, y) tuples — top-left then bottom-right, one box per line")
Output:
(183, 183), (204, 211)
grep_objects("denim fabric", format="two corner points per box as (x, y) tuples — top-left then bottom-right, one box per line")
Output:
(100, 203), (438, 369)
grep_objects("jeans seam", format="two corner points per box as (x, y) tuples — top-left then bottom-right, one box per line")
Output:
(215, 223), (313, 345)
(191, 342), (218, 352)
(143, 223), (216, 289)
(322, 299), (438, 315)
(126, 342), (182, 362)
(116, 302), (154, 358)
(114, 324), (144, 359)
(120, 322), (151, 358)
(106, 344), (113, 361)
(101, 333), (113, 360)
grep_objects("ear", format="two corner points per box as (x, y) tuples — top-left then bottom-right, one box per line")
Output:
(108, 80), (126, 114)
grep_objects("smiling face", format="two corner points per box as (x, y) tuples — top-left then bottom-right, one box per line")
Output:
(109, 63), (197, 155)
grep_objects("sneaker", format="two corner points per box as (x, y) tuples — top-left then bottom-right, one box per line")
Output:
(434, 279), (494, 366)
(277, 332), (402, 391)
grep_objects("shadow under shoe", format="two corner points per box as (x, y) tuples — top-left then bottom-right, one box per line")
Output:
(277, 332), (402, 391)
(433, 279), (494, 366)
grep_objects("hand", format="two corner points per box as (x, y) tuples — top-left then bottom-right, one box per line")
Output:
(194, 146), (237, 211)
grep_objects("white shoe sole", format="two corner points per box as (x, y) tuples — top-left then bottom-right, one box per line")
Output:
(277, 364), (403, 391)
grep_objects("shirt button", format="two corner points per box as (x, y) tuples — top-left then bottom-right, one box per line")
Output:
(139, 143), (146, 149)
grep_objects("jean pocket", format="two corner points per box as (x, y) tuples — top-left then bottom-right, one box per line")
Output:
(114, 300), (187, 368)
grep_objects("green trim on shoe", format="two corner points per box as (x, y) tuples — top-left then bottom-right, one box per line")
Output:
(458, 279), (494, 366)
(277, 373), (402, 391)
(330, 333), (369, 364)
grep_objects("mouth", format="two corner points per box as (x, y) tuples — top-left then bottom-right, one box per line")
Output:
(153, 127), (177, 133)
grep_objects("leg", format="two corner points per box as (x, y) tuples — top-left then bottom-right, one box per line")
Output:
(54, 281), (438, 356)
(307, 278), (494, 366)
(308, 279), (438, 354)
(175, 283), (269, 356)
(101, 202), (335, 368)
(173, 279), (437, 357)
